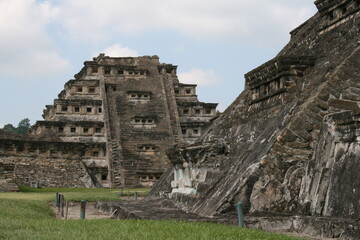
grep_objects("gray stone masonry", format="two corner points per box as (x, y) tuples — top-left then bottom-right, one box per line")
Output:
(0, 163), (18, 192)
(149, 1), (360, 239)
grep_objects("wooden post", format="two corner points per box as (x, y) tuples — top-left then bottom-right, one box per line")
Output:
(65, 201), (69, 220)
(134, 191), (138, 201)
(80, 200), (87, 219)
(60, 195), (65, 217)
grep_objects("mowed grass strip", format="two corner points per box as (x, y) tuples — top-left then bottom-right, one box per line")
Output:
(0, 188), (305, 240)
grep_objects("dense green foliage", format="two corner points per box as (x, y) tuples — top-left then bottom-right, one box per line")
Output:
(2, 118), (31, 135)
(0, 188), (304, 240)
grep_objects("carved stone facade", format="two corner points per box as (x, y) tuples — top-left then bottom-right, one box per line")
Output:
(246, 56), (316, 105)
(150, 1), (360, 237)
(0, 55), (217, 189)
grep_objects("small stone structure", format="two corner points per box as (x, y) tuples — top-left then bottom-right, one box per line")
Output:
(0, 56), (217, 189)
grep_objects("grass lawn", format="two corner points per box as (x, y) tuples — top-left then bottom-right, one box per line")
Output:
(0, 187), (305, 240)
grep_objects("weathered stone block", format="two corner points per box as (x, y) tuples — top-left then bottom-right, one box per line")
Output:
(342, 92), (360, 101)
(285, 142), (310, 150)
(328, 99), (360, 111)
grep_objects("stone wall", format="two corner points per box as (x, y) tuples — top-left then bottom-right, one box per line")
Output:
(0, 136), (102, 188)
(0, 163), (18, 192)
(2, 155), (93, 188)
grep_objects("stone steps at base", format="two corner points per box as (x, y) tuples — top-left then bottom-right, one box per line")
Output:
(96, 198), (232, 223)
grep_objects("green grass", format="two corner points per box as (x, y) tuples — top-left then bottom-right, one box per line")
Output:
(0, 188), (305, 240)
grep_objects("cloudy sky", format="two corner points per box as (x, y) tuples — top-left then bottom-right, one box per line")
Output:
(0, 0), (317, 127)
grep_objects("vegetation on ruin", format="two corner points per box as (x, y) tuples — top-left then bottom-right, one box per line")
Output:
(0, 188), (304, 240)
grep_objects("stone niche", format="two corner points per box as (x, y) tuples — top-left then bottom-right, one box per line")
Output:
(63, 80), (101, 99)
(127, 91), (152, 102)
(138, 144), (159, 156)
(158, 64), (177, 77)
(245, 56), (316, 105)
(315, 0), (360, 31)
(132, 117), (156, 129)
(86, 64), (148, 78)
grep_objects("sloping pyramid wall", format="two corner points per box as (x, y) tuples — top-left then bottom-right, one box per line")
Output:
(150, 0), (360, 220)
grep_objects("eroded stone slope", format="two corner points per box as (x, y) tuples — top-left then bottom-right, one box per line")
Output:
(150, 0), (360, 222)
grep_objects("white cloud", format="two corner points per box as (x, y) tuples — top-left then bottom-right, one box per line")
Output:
(0, 123), (3, 129)
(178, 69), (220, 86)
(55, 0), (316, 44)
(0, 0), (316, 77)
(0, 0), (69, 78)
(101, 44), (139, 57)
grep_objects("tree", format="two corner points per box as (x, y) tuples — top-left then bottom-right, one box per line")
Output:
(3, 124), (16, 132)
(16, 118), (31, 134)
(2, 118), (31, 135)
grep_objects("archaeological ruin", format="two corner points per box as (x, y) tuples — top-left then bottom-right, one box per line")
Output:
(0, 55), (217, 190)
(1, 0), (360, 238)
(144, 0), (360, 238)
